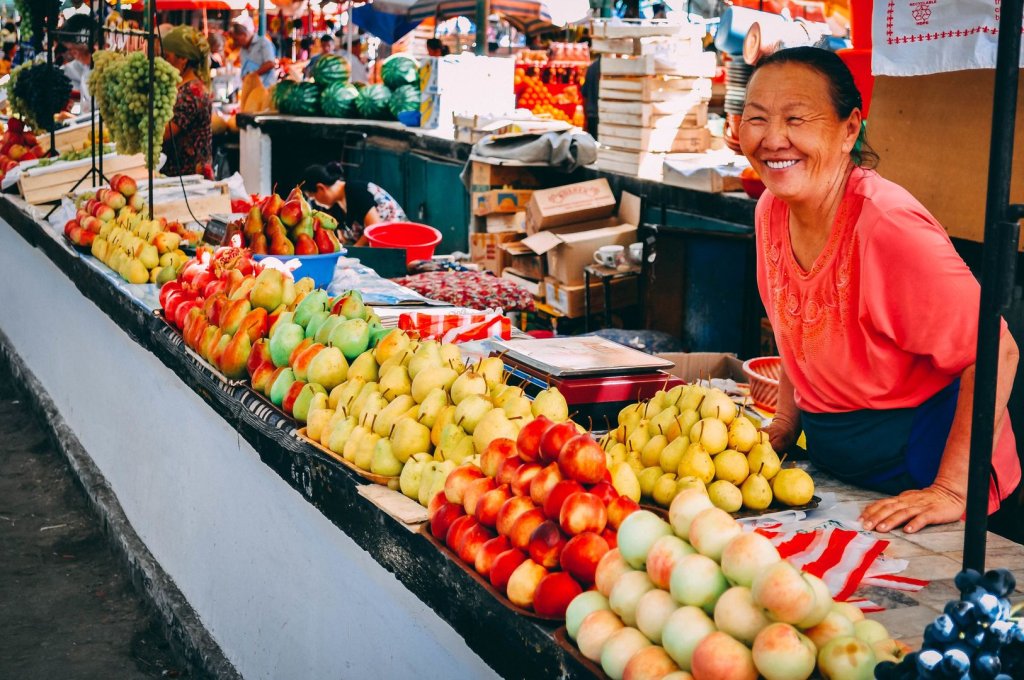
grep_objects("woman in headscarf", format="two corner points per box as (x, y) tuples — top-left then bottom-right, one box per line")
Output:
(161, 25), (214, 179)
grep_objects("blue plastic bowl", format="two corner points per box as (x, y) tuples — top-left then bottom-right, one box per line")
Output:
(253, 251), (344, 290)
(397, 110), (421, 127)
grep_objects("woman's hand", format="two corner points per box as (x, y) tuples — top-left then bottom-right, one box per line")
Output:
(859, 484), (966, 534)
(763, 413), (799, 453)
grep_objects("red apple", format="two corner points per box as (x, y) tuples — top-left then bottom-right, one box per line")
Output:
(540, 421), (578, 463)
(496, 496), (537, 537)
(475, 535), (511, 577)
(560, 531), (611, 585)
(510, 462), (543, 497)
(427, 488), (449, 521)
(602, 528), (618, 550)
(508, 507), (547, 551)
(533, 572), (584, 619)
(558, 434), (608, 485)
(480, 438), (518, 478)
(475, 484), (513, 528)
(495, 456), (521, 487)
(281, 380), (307, 416)
(457, 523), (496, 564)
(606, 496), (641, 530)
(490, 549), (528, 592)
(542, 479), (586, 520)
(430, 502), (466, 541)
(588, 481), (619, 505)
(445, 514), (479, 552)
(444, 464), (486, 506)
(527, 520), (569, 569)
(559, 492), (608, 536)
(463, 476), (498, 517)
(529, 463), (564, 506)
(506, 559), (549, 609)
(516, 415), (554, 463)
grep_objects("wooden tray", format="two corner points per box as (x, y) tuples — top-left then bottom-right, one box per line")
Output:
(295, 427), (400, 489)
(552, 627), (611, 679)
(153, 310), (248, 386)
(641, 495), (822, 520)
(418, 523), (564, 624)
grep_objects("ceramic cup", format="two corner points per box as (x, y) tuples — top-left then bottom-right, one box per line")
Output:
(593, 244), (625, 267)
(628, 242), (643, 264)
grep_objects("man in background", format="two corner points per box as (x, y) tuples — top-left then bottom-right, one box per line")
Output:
(230, 13), (276, 89)
(333, 30), (368, 83)
(303, 34), (335, 77)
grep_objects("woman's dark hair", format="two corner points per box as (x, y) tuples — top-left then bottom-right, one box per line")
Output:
(299, 36), (313, 51)
(301, 161), (345, 189)
(752, 46), (878, 169)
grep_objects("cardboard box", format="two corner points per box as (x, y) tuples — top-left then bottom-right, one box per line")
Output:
(485, 211), (526, 233)
(470, 161), (540, 192)
(501, 240), (548, 280)
(472, 189), (533, 216)
(502, 269), (544, 299)
(522, 193), (640, 285)
(470, 232), (520, 274)
(525, 178), (617, 232)
(655, 352), (747, 383)
(661, 155), (744, 193)
(543, 276), (639, 318)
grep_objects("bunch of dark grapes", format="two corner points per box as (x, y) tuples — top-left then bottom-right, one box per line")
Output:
(875, 568), (1022, 679)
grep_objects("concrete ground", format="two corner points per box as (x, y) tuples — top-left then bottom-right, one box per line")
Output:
(0, 364), (190, 679)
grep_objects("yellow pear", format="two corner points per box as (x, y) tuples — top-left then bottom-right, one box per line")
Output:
(378, 365), (412, 401)
(727, 416), (759, 453)
(638, 466), (663, 499)
(677, 444), (715, 484)
(473, 408), (518, 455)
(532, 386), (569, 422)
(675, 475), (707, 496)
(640, 434), (668, 468)
(391, 416), (433, 463)
(306, 407), (335, 442)
(329, 377), (365, 412)
(411, 365), (458, 404)
(610, 462), (642, 502)
(431, 404), (458, 447)
(647, 405), (680, 438)
(652, 472), (680, 507)
(658, 436), (689, 474)
(407, 340), (443, 379)
(370, 438), (404, 476)
(700, 388), (737, 424)
(347, 350), (379, 383)
(714, 449), (750, 486)
(608, 443), (628, 467)
(492, 384), (524, 409)
(374, 395), (417, 437)
(676, 384), (708, 411)
(476, 356), (506, 388)
(741, 472), (773, 510)
(772, 468), (815, 506)
(666, 409), (700, 441)
(748, 443), (782, 481)
(439, 343), (466, 373)
(626, 422), (651, 455)
(416, 387), (449, 429)
(450, 370), (488, 405)
(354, 431), (381, 470)
(708, 480), (743, 512)
(341, 423), (368, 461)
(689, 418), (729, 454)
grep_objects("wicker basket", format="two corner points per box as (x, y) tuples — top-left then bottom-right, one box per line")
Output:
(742, 356), (782, 412)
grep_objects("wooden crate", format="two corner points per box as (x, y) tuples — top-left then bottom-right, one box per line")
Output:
(600, 53), (716, 78)
(599, 76), (712, 103)
(36, 121), (94, 154)
(599, 107), (708, 129)
(592, 19), (705, 40)
(599, 97), (709, 120)
(598, 125), (711, 154)
(18, 154), (147, 205)
(594, 147), (668, 181)
(150, 183), (232, 224)
(591, 35), (704, 56)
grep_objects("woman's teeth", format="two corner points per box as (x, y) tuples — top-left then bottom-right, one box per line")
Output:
(765, 160), (798, 169)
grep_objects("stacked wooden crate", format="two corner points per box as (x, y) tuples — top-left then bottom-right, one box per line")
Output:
(592, 20), (715, 180)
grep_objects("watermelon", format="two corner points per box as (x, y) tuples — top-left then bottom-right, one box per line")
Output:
(389, 84), (420, 118)
(286, 82), (322, 116)
(272, 80), (297, 112)
(355, 84), (393, 120)
(321, 82), (359, 118)
(312, 54), (350, 87)
(381, 55), (419, 90)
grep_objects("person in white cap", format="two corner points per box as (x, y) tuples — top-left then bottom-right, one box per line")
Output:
(229, 13), (276, 89)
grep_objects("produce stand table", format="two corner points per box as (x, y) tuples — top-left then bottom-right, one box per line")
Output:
(1, 193), (1023, 678)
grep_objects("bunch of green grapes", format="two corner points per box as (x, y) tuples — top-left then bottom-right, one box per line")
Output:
(98, 52), (181, 168)
(88, 50), (126, 123)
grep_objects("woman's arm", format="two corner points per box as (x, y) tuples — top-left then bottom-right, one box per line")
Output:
(861, 326), (1019, 533)
(764, 364), (801, 453)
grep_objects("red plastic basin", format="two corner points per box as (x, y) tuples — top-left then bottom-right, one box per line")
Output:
(364, 221), (442, 264)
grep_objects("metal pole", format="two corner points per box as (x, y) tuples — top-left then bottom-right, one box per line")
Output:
(475, 0), (489, 55)
(963, 0), (1024, 572)
(259, 0), (267, 38)
(146, 0), (155, 220)
(347, 1), (354, 57)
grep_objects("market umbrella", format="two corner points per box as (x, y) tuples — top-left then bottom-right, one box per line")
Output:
(351, 3), (422, 44)
(126, 0), (253, 9)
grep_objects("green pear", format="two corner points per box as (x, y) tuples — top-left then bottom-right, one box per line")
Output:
(640, 434), (669, 468)
(373, 329), (412, 365)
(391, 416), (433, 463)
(249, 267), (287, 311)
(502, 395), (534, 420)
(435, 423), (466, 460)
(617, 407), (644, 443)
(638, 466), (663, 499)
(327, 416), (358, 455)
(492, 384), (524, 409)
(269, 368), (297, 406)
(356, 392), (388, 429)
(426, 461), (455, 504)
(439, 344), (465, 373)
(665, 384), (685, 406)
(329, 377), (365, 412)
(411, 365), (458, 404)
(329, 318), (371, 361)
(450, 370), (487, 405)
(676, 384), (708, 411)
(728, 416), (759, 453)
(418, 462), (442, 506)
(399, 455), (428, 499)
(473, 408), (518, 455)
(366, 313), (383, 331)
(304, 310), (332, 340)
(431, 404), (458, 447)
(640, 399), (663, 420)
(379, 365), (412, 401)
(371, 438), (404, 476)
(658, 436), (689, 474)
(342, 424), (368, 462)
(293, 384), (328, 423)
(408, 341), (443, 379)
(708, 480), (743, 512)
(416, 387), (449, 429)
(306, 407), (335, 442)
(626, 422), (651, 455)
(748, 443), (782, 481)
(336, 289), (365, 320)
(531, 386), (569, 422)
(741, 472), (773, 510)
(610, 462), (642, 502)
(347, 350), (379, 383)
(349, 381), (380, 418)
(269, 323), (305, 368)
(454, 394), (493, 434)
(678, 444), (715, 484)
(652, 472), (680, 507)
(293, 289), (330, 328)
(354, 431), (381, 471)
(608, 443), (628, 467)
(307, 346), (349, 391)
(373, 395), (417, 437)
(649, 389), (673, 412)
(314, 314), (345, 345)
(714, 449), (750, 486)
(444, 435), (476, 465)
(321, 409), (350, 447)
(647, 405), (680, 438)
(476, 356), (506, 388)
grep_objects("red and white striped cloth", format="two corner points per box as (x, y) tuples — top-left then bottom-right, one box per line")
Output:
(398, 310), (512, 344)
(754, 523), (930, 610)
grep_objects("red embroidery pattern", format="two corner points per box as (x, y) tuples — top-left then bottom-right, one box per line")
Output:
(884, 0), (1015, 44)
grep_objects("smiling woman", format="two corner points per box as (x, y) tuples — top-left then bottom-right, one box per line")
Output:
(739, 47), (1022, 535)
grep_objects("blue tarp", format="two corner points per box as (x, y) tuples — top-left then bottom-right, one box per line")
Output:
(351, 5), (422, 44)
